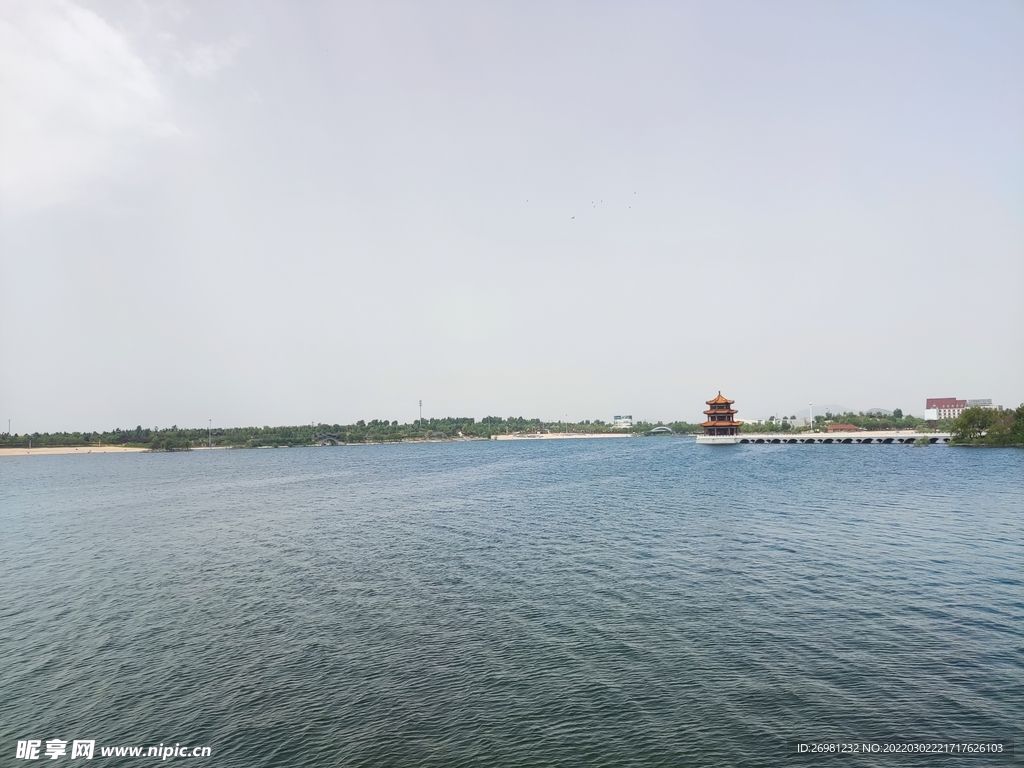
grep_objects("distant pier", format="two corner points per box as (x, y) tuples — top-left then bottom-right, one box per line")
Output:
(697, 431), (951, 445)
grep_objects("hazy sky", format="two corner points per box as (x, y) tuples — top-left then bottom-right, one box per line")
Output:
(1, 0), (1022, 432)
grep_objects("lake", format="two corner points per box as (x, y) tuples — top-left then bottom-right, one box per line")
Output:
(1, 439), (1021, 766)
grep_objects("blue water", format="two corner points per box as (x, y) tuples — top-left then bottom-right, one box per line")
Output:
(1, 439), (1021, 766)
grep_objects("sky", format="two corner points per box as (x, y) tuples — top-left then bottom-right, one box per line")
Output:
(1, 0), (1022, 432)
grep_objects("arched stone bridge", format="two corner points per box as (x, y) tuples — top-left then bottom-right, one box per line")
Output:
(698, 431), (952, 445)
(740, 433), (950, 445)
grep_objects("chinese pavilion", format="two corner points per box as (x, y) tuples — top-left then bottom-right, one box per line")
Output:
(701, 392), (741, 436)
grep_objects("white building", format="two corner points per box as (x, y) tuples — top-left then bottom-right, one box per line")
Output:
(968, 399), (999, 409)
(925, 397), (1001, 421)
(612, 415), (633, 429)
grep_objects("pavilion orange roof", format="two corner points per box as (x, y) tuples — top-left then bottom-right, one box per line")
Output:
(705, 391), (734, 405)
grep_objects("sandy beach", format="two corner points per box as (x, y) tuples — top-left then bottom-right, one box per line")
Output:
(0, 446), (149, 457)
(491, 432), (636, 441)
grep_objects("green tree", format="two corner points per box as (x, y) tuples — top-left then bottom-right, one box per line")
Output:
(1012, 404), (1024, 444)
(952, 407), (996, 441)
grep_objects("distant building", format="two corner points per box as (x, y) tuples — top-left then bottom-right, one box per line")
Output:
(612, 415), (633, 429)
(967, 399), (1001, 410)
(827, 424), (858, 433)
(925, 397), (1000, 421)
(701, 392), (742, 437)
(925, 397), (967, 421)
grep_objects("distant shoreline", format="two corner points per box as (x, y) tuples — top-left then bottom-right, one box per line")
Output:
(0, 432), (656, 457)
(491, 432), (636, 440)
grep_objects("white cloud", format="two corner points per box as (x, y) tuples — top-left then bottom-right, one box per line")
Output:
(0, 0), (176, 216)
(178, 33), (249, 79)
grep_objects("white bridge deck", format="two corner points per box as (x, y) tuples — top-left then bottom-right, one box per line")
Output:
(697, 431), (951, 445)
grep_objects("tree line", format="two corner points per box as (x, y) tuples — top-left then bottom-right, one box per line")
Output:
(0, 417), (703, 450)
